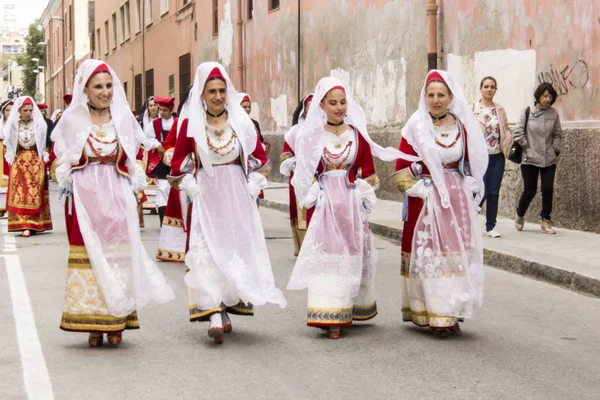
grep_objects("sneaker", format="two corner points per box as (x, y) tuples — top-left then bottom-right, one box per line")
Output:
(541, 219), (556, 234)
(486, 229), (501, 238)
(515, 216), (525, 231)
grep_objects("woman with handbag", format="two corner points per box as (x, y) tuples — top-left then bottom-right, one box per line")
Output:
(512, 82), (562, 234)
(472, 76), (512, 237)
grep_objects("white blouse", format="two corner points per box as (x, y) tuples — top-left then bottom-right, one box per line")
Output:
(434, 125), (463, 165)
(205, 121), (240, 165)
(85, 122), (119, 160)
(322, 128), (356, 168)
(17, 120), (36, 149)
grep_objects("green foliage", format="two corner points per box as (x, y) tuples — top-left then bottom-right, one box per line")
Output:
(16, 19), (45, 97)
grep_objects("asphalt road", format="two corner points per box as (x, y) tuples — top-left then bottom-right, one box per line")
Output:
(1, 187), (599, 400)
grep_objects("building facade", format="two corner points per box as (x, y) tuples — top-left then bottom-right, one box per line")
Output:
(81, 0), (600, 231)
(41, 0), (92, 111)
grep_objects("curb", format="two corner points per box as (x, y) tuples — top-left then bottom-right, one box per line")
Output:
(261, 199), (600, 298)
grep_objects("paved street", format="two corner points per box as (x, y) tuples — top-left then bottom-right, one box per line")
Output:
(2, 186), (600, 400)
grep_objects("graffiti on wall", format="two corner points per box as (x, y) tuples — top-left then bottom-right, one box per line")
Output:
(537, 60), (589, 97)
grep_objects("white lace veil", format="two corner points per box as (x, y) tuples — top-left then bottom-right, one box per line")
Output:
(4, 96), (47, 164)
(142, 96), (156, 129)
(52, 59), (144, 170)
(401, 69), (488, 207)
(50, 109), (63, 123)
(291, 77), (419, 205)
(178, 62), (257, 177)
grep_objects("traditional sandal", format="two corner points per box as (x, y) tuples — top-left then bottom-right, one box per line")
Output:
(107, 332), (123, 345)
(222, 312), (232, 333)
(208, 326), (225, 344)
(21, 230), (31, 238)
(88, 333), (104, 347)
(327, 327), (342, 339)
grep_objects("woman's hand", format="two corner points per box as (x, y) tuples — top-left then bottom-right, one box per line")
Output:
(405, 179), (431, 199)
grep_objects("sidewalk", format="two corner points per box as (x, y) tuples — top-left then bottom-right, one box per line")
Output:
(262, 182), (600, 297)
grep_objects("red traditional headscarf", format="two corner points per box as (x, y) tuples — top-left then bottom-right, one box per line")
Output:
(154, 96), (175, 110)
(63, 94), (73, 106)
(240, 94), (251, 103)
(206, 67), (226, 82)
(425, 71), (447, 86)
(303, 95), (313, 108)
(85, 63), (111, 86)
(19, 97), (33, 109)
(322, 86), (345, 102)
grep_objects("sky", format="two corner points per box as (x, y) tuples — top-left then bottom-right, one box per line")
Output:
(0, 0), (49, 29)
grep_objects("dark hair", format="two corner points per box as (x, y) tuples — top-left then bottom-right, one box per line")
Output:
(480, 76), (497, 89)
(292, 98), (306, 126)
(177, 84), (193, 116)
(425, 80), (452, 96)
(534, 82), (558, 106)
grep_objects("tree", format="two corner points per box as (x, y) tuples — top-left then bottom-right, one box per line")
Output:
(16, 19), (44, 97)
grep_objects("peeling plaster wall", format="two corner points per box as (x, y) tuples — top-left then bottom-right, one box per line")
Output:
(440, 0), (600, 122)
(244, 0), (428, 132)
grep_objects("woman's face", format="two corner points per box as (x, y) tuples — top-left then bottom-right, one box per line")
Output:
(320, 89), (346, 124)
(84, 72), (113, 109)
(480, 79), (497, 102)
(202, 79), (227, 115)
(303, 100), (312, 118)
(3, 104), (12, 120)
(19, 104), (33, 121)
(538, 90), (554, 108)
(425, 81), (453, 117)
(56, 111), (63, 120)
(241, 100), (251, 114)
(147, 100), (158, 117)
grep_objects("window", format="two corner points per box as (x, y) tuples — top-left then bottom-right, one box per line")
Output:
(134, 0), (142, 32)
(247, 0), (253, 20)
(145, 69), (154, 98)
(96, 28), (101, 57)
(168, 74), (175, 97)
(68, 5), (73, 42)
(121, 2), (131, 42)
(179, 53), (191, 102)
(123, 81), (129, 101)
(112, 13), (117, 49)
(104, 20), (109, 54)
(134, 73), (143, 113)
(268, 0), (279, 12)
(64, 11), (68, 47)
(160, 0), (168, 15)
(145, 0), (153, 26)
(212, 0), (218, 37)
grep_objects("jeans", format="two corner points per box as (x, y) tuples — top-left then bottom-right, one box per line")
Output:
(479, 153), (505, 231)
(516, 164), (557, 220)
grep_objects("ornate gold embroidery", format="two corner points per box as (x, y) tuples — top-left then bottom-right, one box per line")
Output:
(391, 168), (419, 191)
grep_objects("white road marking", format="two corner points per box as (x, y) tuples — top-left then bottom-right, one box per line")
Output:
(1, 220), (55, 400)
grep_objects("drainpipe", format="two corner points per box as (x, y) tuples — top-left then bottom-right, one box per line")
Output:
(297, 0), (300, 102)
(61, 1), (66, 98)
(72, 0), (76, 89)
(236, 0), (244, 90)
(426, 0), (438, 71)
(142, 0), (146, 102)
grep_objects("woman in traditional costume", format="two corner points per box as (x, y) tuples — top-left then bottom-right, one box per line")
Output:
(138, 96), (160, 215)
(280, 94), (312, 256)
(52, 59), (174, 347)
(4, 97), (52, 236)
(0, 100), (13, 217)
(287, 77), (418, 339)
(392, 70), (487, 334)
(169, 62), (286, 344)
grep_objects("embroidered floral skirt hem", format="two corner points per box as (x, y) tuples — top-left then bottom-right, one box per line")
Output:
(187, 274), (254, 322)
(156, 187), (186, 263)
(399, 171), (485, 329)
(59, 244), (140, 333)
(7, 149), (52, 232)
(307, 282), (377, 327)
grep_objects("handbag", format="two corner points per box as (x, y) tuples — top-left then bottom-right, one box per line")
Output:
(507, 106), (530, 164)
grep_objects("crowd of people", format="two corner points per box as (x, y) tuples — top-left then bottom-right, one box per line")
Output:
(0, 58), (562, 346)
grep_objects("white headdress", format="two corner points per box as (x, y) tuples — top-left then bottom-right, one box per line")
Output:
(52, 59), (145, 170)
(291, 77), (419, 204)
(4, 96), (47, 164)
(50, 109), (62, 123)
(178, 62), (257, 177)
(401, 69), (488, 207)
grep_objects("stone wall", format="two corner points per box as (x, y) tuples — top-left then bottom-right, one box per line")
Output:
(265, 125), (600, 234)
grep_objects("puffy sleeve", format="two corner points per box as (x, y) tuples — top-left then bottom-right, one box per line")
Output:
(248, 132), (271, 177)
(356, 132), (379, 189)
(281, 140), (295, 160)
(168, 119), (197, 190)
(391, 137), (420, 191)
(135, 115), (160, 150)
